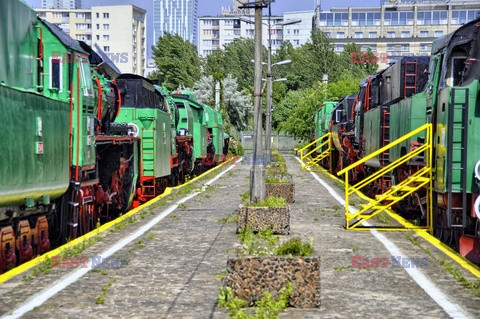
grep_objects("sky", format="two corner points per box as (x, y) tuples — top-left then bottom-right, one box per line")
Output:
(24, 0), (379, 56)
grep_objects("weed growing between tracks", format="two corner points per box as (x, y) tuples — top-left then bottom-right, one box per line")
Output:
(95, 278), (116, 305)
(405, 230), (480, 297)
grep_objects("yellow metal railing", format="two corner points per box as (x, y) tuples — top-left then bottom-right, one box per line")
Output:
(298, 133), (332, 172)
(337, 123), (433, 232)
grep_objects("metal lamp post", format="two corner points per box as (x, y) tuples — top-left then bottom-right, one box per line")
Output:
(244, 17), (301, 165)
(239, 0), (273, 203)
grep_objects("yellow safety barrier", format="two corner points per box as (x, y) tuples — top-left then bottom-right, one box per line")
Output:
(298, 132), (332, 172)
(337, 123), (433, 232)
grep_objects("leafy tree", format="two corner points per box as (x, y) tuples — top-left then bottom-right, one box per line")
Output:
(277, 81), (327, 139)
(150, 32), (201, 90)
(223, 75), (253, 132)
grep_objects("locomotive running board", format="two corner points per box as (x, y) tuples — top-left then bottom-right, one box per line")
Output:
(337, 123), (433, 232)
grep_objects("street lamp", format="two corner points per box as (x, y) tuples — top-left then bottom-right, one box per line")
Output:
(239, 0), (273, 203)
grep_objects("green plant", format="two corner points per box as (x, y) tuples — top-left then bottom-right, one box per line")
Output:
(274, 237), (314, 257)
(245, 196), (286, 208)
(177, 203), (187, 209)
(218, 283), (293, 319)
(95, 279), (116, 305)
(218, 213), (238, 224)
(136, 240), (146, 249)
(237, 227), (279, 257)
(147, 233), (156, 241)
(170, 214), (179, 220)
(265, 176), (289, 184)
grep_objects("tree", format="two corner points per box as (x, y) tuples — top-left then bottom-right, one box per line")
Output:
(223, 75), (253, 132)
(150, 33), (201, 90)
(277, 81), (327, 139)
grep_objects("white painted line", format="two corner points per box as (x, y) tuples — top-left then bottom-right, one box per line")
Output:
(295, 156), (470, 319)
(2, 158), (242, 319)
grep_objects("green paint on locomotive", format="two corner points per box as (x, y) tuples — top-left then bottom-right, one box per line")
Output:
(0, 1), (70, 210)
(363, 108), (383, 168)
(388, 92), (428, 163)
(171, 91), (208, 160)
(203, 103), (226, 161)
(39, 19), (96, 170)
(115, 101), (172, 179)
(314, 101), (336, 143)
(433, 80), (480, 193)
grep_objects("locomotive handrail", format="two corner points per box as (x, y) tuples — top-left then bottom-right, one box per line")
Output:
(298, 132), (331, 162)
(338, 122), (433, 232)
(337, 122), (432, 176)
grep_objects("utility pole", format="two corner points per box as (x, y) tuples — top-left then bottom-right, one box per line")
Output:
(240, 0), (271, 203)
(265, 3), (273, 165)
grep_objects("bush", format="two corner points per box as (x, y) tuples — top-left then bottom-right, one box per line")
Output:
(228, 139), (245, 156)
(245, 196), (286, 208)
(274, 237), (314, 257)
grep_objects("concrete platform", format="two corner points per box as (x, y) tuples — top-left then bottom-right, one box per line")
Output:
(0, 154), (479, 319)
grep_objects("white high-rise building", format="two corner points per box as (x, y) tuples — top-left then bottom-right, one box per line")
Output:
(42, 0), (82, 9)
(153, 0), (198, 45)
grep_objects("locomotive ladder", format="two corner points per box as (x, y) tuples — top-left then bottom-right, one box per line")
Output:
(404, 61), (418, 98)
(447, 88), (469, 228)
(337, 123), (433, 232)
(298, 132), (333, 172)
(140, 127), (156, 199)
(381, 109), (391, 193)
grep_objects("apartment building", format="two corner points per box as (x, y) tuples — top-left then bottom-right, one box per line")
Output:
(36, 5), (147, 76)
(313, 0), (480, 65)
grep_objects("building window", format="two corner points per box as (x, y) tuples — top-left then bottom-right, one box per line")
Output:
(352, 12), (366, 26)
(435, 30), (443, 37)
(355, 32), (363, 39)
(387, 44), (395, 51)
(49, 57), (62, 91)
(420, 43), (429, 51)
(335, 44), (344, 52)
(293, 29), (300, 35)
(387, 31), (395, 38)
(367, 12), (381, 26)
(103, 35), (109, 41)
(401, 44), (409, 51)
(103, 24), (109, 30)
(294, 40), (300, 45)
(103, 13), (109, 19)
(103, 46), (110, 52)
(336, 32), (345, 39)
(76, 12), (85, 19)
(96, 35), (100, 40)
(96, 24), (100, 30)
(369, 32), (377, 38)
(401, 31), (410, 38)
(319, 12), (348, 27)
(418, 11), (447, 25)
(420, 31), (429, 38)
(96, 12), (99, 18)
(451, 10), (467, 25)
(369, 44), (377, 52)
(324, 32), (331, 37)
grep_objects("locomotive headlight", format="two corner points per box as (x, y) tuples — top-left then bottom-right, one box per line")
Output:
(475, 160), (480, 181)
(474, 195), (480, 219)
(128, 123), (139, 137)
